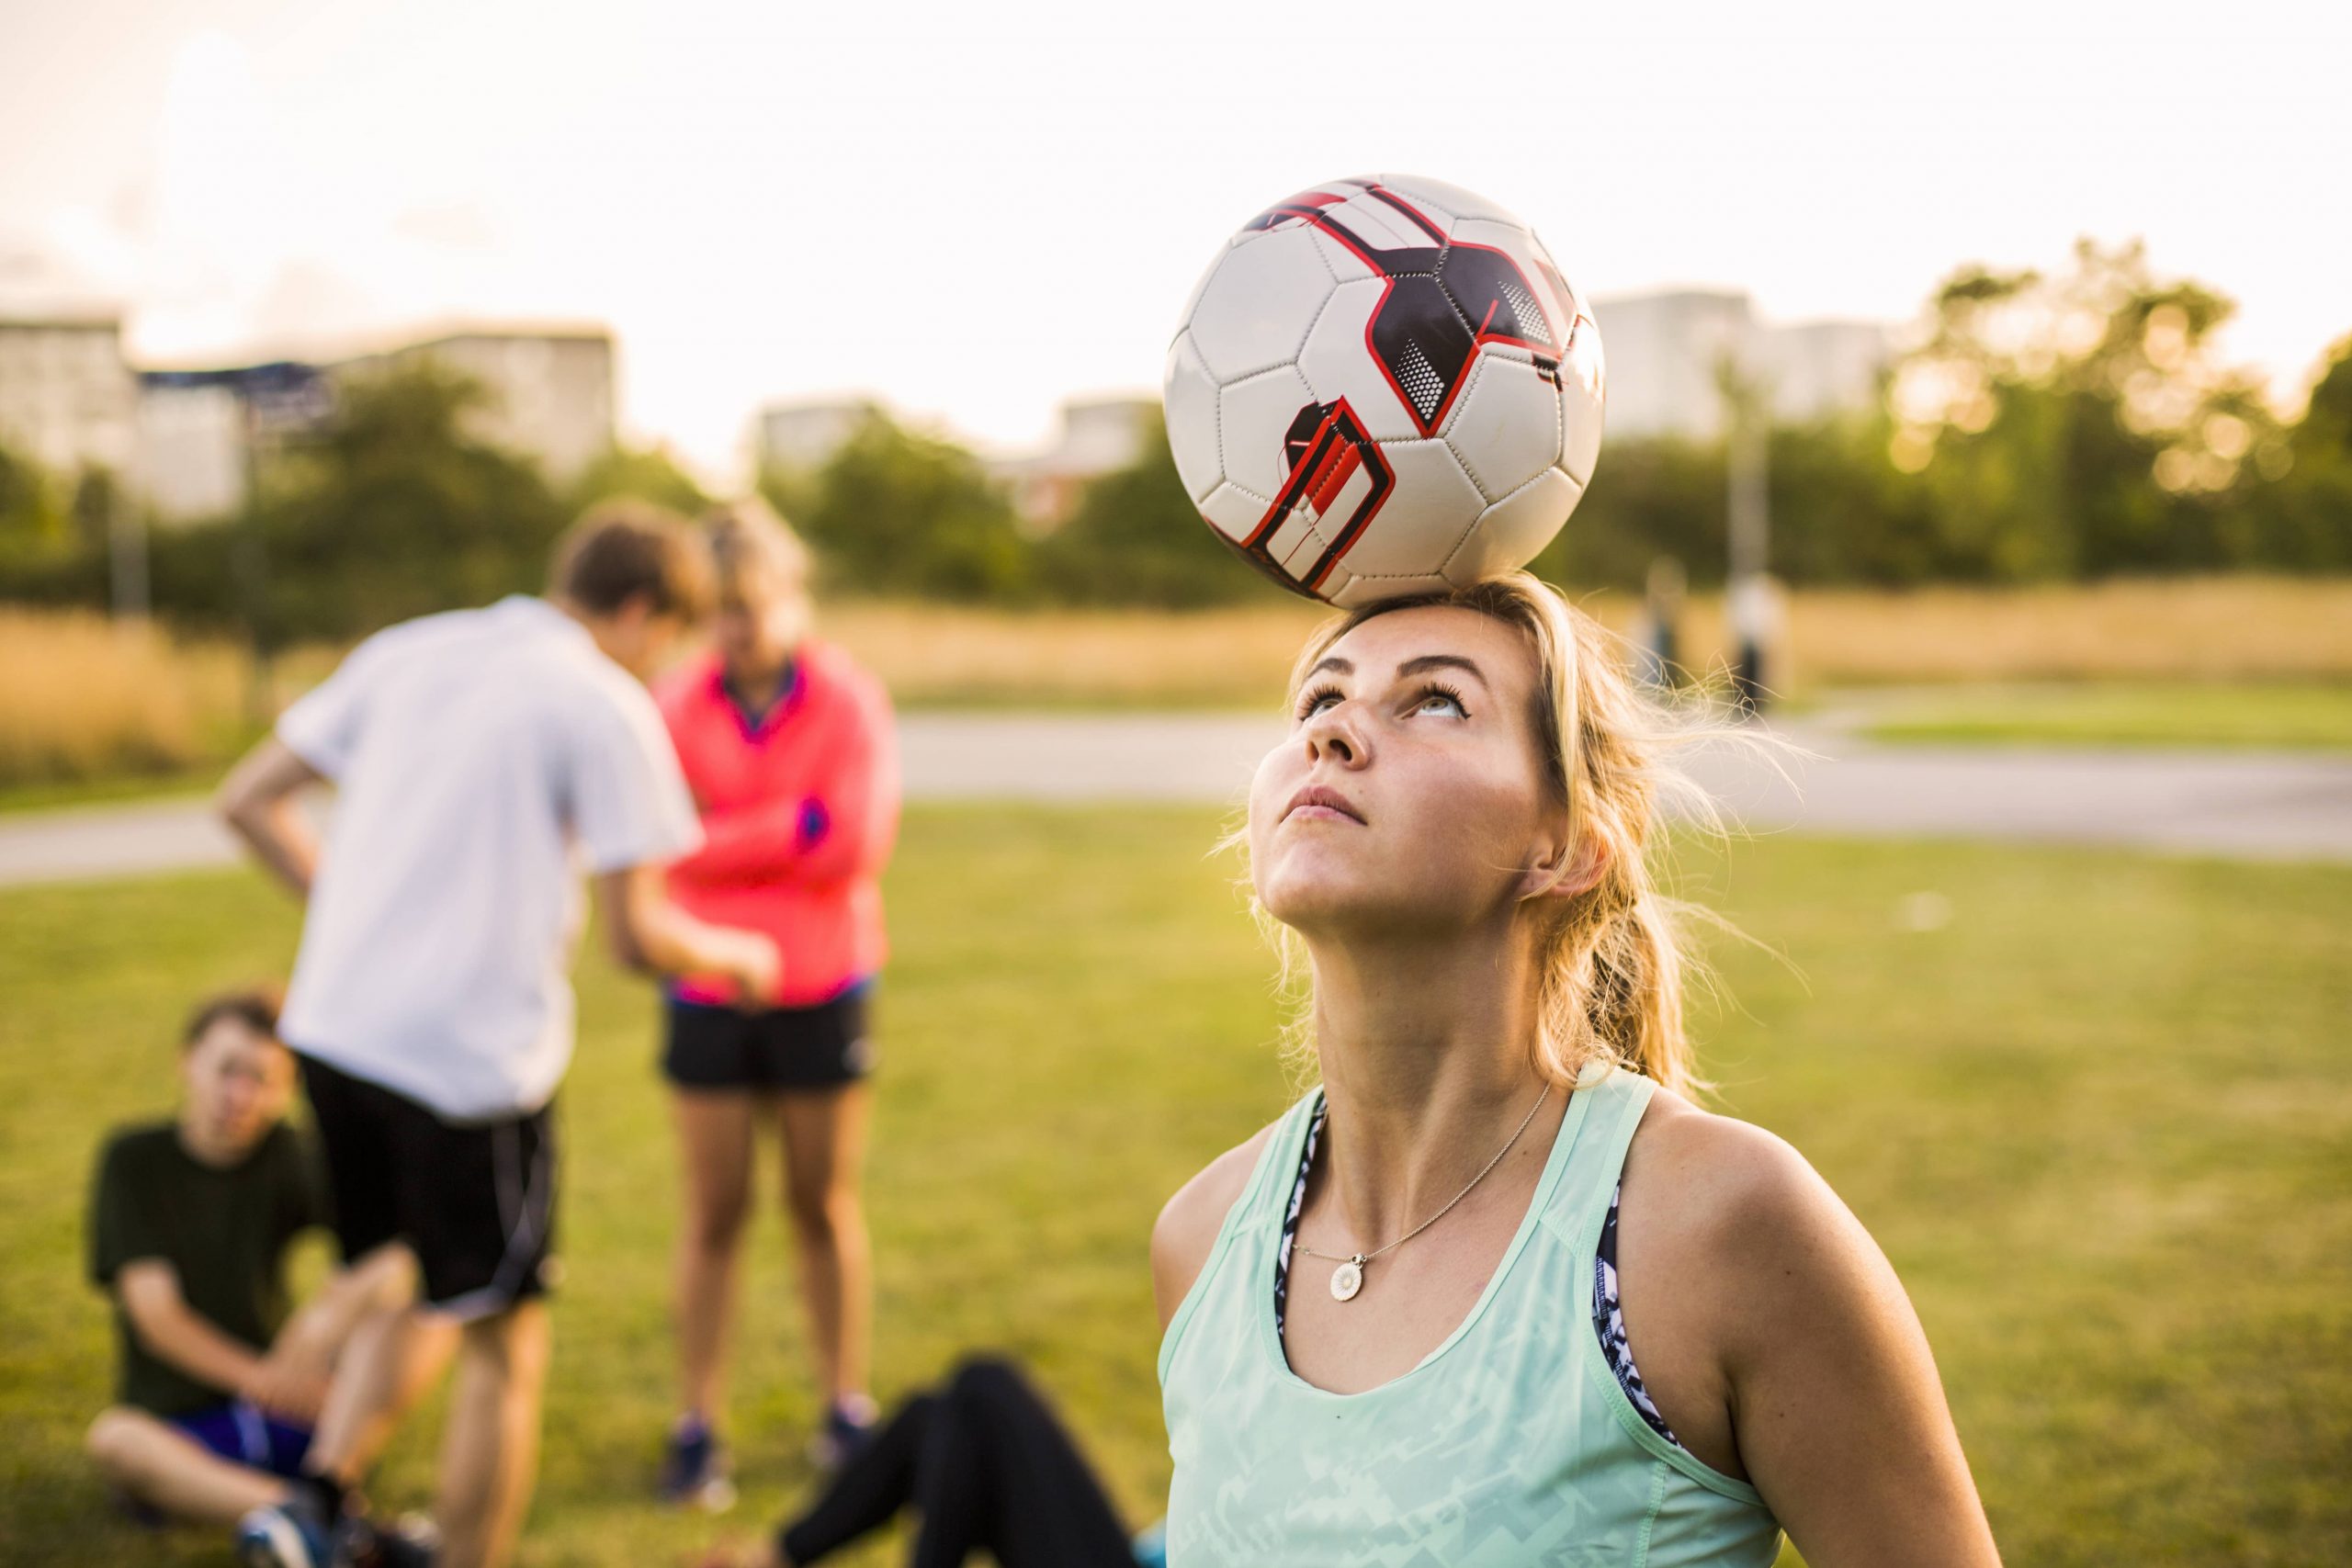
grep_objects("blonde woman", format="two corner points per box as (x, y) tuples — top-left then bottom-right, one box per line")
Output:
(1152, 575), (2000, 1565)
(653, 501), (900, 1506)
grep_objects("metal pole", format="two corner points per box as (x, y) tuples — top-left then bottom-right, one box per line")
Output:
(1723, 357), (1772, 714)
(235, 403), (273, 724)
(107, 475), (149, 621)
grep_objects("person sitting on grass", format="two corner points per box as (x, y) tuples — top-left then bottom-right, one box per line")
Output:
(700, 1354), (1168, 1568)
(85, 989), (414, 1535)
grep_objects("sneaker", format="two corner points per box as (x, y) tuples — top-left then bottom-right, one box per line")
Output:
(235, 1493), (335, 1568)
(340, 1511), (439, 1568)
(807, 1394), (879, 1471)
(659, 1416), (737, 1512)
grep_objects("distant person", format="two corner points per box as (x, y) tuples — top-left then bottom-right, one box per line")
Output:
(653, 499), (900, 1507)
(1152, 574), (1999, 1563)
(214, 503), (783, 1568)
(703, 1355), (1166, 1568)
(1727, 571), (1786, 716)
(1633, 554), (1687, 690)
(85, 990), (413, 1537)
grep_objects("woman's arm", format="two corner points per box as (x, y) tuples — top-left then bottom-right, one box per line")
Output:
(1670, 1117), (2002, 1566)
(672, 691), (900, 889)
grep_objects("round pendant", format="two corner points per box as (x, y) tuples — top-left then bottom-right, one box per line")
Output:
(1329, 1259), (1364, 1302)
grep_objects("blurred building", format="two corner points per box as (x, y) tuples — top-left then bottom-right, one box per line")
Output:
(754, 397), (885, 474)
(136, 323), (616, 524)
(137, 376), (247, 523)
(337, 327), (615, 483)
(1591, 288), (1893, 440)
(0, 314), (139, 477)
(993, 394), (1155, 529)
(138, 362), (334, 524)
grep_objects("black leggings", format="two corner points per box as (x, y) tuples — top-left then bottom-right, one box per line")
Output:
(779, 1357), (1134, 1568)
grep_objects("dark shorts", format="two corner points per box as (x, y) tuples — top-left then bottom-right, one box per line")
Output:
(662, 984), (875, 1092)
(298, 1054), (559, 1318)
(169, 1400), (312, 1478)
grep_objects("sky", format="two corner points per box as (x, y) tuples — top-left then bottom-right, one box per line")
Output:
(2, 0), (2346, 482)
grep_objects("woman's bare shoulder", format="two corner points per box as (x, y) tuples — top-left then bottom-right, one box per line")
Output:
(1625, 1088), (1826, 1226)
(1624, 1088), (1901, 1360)
(1151, 1122), (1281, 1330)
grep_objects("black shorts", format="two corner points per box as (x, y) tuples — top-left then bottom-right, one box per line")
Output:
(662, 984), (875, 1092)
(297, 1054), (559, 1318)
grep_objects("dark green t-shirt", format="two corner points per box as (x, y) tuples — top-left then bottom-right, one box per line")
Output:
(87, 1120), (329, 1416)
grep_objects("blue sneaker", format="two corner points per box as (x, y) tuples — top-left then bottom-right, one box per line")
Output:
(808, 1394), (879, 1470)
(235, 1493), (334, 1568)
(658, 1416), (736, 1512)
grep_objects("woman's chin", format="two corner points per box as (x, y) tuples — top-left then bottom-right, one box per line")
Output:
(1262, 874), (1442, 941)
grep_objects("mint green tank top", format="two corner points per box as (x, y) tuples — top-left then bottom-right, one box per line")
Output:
(1159, 1066), (1782, 1566)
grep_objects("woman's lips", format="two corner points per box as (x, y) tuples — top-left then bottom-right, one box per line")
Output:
(1283, 784), (1365, 824)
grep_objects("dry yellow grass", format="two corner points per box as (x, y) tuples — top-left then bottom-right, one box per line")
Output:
(3, 579), (2346, 790)
(1712, 577), (2352, 687)
(828, 577), (2352, 705)
(818, 598), (1336, 706)
(0, 610), (249, 784)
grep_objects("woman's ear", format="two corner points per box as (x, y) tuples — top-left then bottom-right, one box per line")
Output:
(1521, 832), (1610, 904)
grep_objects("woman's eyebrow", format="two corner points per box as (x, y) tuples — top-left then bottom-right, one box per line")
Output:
(1307, 655), (1354, 679)
(1396, 653), (1487, 686)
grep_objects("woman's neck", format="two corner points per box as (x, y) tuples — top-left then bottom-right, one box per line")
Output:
(1304, 925), (1556, 1250)
(725, 653), (795, 714)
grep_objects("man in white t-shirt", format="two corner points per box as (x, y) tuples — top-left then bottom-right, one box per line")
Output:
(214, 503), (781, 1568)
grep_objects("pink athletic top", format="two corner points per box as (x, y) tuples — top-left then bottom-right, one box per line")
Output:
(654, 640), (899, 1008)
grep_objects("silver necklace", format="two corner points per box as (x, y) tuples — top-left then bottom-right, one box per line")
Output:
(1293, 1082), (1552, 1303)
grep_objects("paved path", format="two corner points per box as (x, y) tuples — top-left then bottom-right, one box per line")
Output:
(2, 714), (2347, 888)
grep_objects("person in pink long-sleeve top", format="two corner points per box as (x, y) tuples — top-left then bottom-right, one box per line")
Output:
(650, 499), (899, 1508)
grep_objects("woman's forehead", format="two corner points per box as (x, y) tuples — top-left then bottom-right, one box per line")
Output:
(1322, 604), (1532, 681)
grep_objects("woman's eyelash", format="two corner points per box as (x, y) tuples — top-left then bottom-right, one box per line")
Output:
(1416, 681), (1470, 716)
(1294, 681), (1471, 720)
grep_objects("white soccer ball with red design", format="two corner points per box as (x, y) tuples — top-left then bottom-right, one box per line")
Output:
(1164, 175), (1604, 606)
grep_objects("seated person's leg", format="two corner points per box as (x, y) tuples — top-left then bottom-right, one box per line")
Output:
(757, 1356), (1132, 1568)
(774, 1393), (938, 1565)
(930, 1357), (1131, 1568)
(86, 1404), (302, 1526)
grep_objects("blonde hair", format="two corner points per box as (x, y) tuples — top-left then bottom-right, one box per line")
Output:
(1246, 570), (1759, 1100)
(701, 496), (812, 602)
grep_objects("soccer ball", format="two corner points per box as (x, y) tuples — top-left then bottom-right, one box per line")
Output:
(1163, 175), (1604, 607)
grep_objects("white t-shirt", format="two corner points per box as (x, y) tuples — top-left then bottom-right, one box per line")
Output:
(276, 595), (701, 1120)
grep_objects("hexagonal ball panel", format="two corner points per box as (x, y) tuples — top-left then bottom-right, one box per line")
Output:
(1197, 480), (1272, 546)
(1183, 224), (1339, 384)
(1217, 365), (1318, 502)
(1298, 278), (1427, 445)
(1370, 174), (1524, 230)
(1442, 353), (1566, 502)
(1557, 322), (1607, 487)
(1162, 333), (1223, 503)
(1326, 437), (1485, 581)
(1444, 467), (1582, 585)
(1328, 569), (1454, 609)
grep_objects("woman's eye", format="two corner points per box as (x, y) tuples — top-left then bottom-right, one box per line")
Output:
(1414, 690), (1467, 717)
(1296, 688), (1343, 721)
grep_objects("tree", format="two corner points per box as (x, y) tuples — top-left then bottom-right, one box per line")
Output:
(143, 363), (571, 642)
(1886, 240), (2279, 579)
(568, 442), (712, 519)
(2245, 334), (2352, 570)
(793, 412), (1031, 601)
(1034, 415), (1291, 606)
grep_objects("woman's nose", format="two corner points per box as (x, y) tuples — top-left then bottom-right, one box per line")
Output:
(1304, 707), (1363, 767)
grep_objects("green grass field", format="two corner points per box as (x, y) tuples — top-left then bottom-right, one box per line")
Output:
(3, 808), (2347, 1565)
(1852, 681), (2352, 751)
